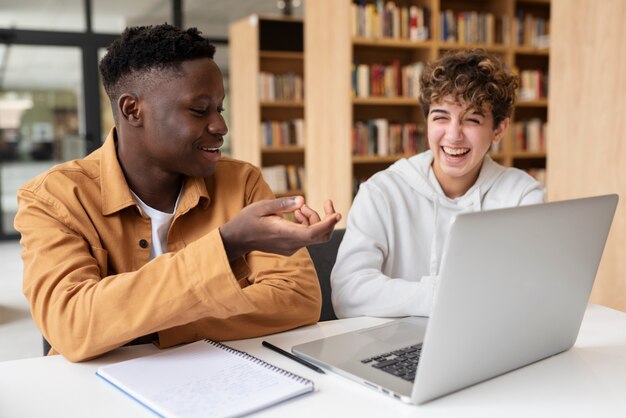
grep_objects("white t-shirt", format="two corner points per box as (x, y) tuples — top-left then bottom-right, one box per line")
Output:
(131, 190), (182, 259)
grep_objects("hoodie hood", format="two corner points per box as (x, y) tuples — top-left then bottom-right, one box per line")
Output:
(388, 150), (507, 275)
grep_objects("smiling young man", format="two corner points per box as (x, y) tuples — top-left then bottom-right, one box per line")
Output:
(14, 24), (340, 362)
(331, 49), (544, 318)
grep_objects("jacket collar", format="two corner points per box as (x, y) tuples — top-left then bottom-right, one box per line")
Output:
(99, 128), (210, 216)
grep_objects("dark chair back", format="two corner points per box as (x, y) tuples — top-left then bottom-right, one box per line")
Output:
(42, 336), (51, 355)
(306, 228), (345, 321)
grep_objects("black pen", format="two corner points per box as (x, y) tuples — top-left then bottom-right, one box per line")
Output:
(262, 340), (325, 374)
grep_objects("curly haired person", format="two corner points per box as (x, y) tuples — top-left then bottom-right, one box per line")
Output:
(331, 49), (544, 318)
(15, 24), (340, 361)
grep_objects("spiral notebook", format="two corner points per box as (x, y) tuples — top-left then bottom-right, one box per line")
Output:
(96, 339), (314, 418)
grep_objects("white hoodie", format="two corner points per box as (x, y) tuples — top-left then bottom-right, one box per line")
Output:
(331, 150), (545, 318)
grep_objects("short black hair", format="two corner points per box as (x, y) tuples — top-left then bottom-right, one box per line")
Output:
(99, 23), (216, 103)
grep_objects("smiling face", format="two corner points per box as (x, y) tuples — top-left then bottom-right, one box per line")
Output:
(117, 57), (227, 194)
(135, 58), (227, 180)
(428, 96), (507, 198)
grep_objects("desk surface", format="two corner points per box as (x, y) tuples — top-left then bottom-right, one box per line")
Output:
(2, 304), (626, 418)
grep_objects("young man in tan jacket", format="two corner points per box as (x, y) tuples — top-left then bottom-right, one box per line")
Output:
(15, 24), (340, 362)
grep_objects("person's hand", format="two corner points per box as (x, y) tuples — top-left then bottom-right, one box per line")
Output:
(219, 196), (341, 260)
(293, 199), (337, 226)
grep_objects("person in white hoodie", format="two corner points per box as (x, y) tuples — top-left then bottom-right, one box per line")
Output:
(331, 49), (545, 318)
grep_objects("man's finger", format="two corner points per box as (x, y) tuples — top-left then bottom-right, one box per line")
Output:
(324, 199), (336, 217)
(253, 196), (304, 216)
(294, 209), (309, 226)
(300, 204), (321, 224)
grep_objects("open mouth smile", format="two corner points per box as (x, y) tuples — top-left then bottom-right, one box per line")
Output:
(442, 146), (470, 157)
(199, 145), (221, 153)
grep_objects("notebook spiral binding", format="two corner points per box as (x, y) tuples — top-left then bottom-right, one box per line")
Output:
(204, 339), (314, 385)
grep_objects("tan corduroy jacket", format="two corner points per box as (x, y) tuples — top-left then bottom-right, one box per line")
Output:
(14, 129), (321, 362)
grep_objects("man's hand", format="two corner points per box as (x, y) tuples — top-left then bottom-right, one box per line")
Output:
(220, 197), (341, 260)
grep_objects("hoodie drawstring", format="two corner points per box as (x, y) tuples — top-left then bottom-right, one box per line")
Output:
(429, 195), (440, 276)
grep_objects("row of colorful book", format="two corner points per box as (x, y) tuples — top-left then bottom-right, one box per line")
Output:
(352, 61), (424, 98)
(353, 119), (426, 157)
(440, 10), (510, 45)
(261, 165), (305, 194)
(258, 72), (304, 102)
(513, 119), (547, 152)
(261, 119), (305, 148)
(514, 10), (550, 48)
(351, 1), (430, 41)
(519, 69), (549, 101)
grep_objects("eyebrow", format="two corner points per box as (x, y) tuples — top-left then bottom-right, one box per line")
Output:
(430, 108), (486, 118)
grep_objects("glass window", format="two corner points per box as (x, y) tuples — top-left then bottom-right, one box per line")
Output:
(92, 0), (171, 34)
(0, 0), (85, 32)
(0, 45), (83, 235)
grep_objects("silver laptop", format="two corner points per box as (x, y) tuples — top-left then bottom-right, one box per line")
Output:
(293, 194), (618, 404)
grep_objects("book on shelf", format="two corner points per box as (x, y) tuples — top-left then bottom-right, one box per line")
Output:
(261, 164), (305, 194)
(352, 60), (424, 98)
(356, 64), (370, 97)
(513, 118), (547, 152)
(96, 339), (314, 418)
(514, 8), (550, 48)
(261, 119), (305, 148)
(519, 69), (548, 101)
(440, 9), (509, 45)
(351, 1), (430, 41)
(353, 120), (426, 157)
(258, 72), (304, 101)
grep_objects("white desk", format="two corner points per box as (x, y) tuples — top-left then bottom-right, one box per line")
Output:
(2, 304), (626, 418)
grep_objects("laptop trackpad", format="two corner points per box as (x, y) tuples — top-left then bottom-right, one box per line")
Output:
(359, 317), (427, 346)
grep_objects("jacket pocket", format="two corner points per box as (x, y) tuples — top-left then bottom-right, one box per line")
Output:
(90, 246), (108, 278)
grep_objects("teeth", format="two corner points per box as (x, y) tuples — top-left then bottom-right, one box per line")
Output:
(442, 146), (469, 156)
(200, 146), (220, 152)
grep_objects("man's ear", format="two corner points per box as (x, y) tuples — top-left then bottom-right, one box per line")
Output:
(492, 117), (509, 145)
(118, 94), (142, 127)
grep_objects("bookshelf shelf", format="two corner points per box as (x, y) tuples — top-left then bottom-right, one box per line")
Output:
(259, 51), (304, 60)
(260, 101), (304, 108)
(352, 37), (434, 49)
(517, 99), (548, 107)
(515, 47), (550, 55)
(352, 97), (421, 106)
(438, 42), (509, 52)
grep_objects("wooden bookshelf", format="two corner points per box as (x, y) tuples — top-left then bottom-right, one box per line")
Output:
(229, 15), (306, 196)
(304, 0), (550, 221)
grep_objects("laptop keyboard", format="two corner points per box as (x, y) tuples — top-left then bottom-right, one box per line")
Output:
(361, 343), (422, 381)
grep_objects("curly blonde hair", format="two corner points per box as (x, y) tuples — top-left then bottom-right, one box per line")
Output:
(419, 49), (519, 127)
